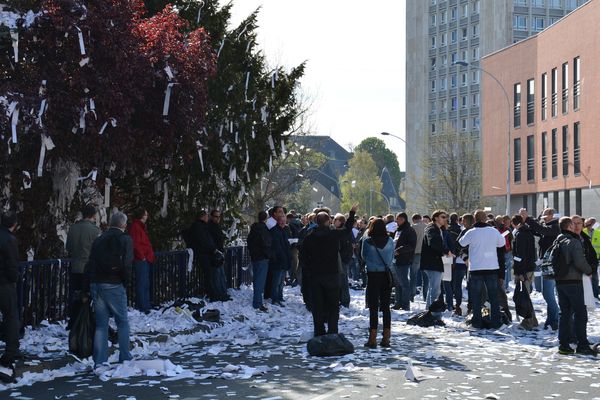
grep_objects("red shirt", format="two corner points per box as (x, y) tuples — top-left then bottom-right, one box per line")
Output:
(128, 219), (155, 263)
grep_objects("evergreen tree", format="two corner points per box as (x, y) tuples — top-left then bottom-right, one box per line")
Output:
(355, 137), (402, 190)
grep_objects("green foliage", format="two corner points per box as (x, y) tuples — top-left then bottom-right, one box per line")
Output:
(355, 137), (402, 190)
(285, 180), (314, 215)
(339, 151), (386, 216)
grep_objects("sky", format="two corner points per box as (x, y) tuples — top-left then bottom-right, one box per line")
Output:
(227, 0), (407, 169)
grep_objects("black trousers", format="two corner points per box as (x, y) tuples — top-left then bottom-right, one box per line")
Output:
(310, 273), (341, 336)
(367, 271), (392, 329)
(68, 272), (85, 326)
(0, 283), (20, 364)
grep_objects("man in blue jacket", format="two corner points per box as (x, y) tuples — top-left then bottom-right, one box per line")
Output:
(269, 215), (292, 306)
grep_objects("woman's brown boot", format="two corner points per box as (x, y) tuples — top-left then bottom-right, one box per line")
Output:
(364, 329), (377, 348)
(380, 328), (391, 348)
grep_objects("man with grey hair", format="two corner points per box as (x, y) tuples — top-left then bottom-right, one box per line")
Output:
(85, 211), (133, 367)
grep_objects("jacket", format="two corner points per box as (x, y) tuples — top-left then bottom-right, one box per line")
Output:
(362, 237), (395, 272)
(420, 224), (445, 272)
(526, 217), (560, 258)
(128, 219), (155, 264)
(269, 225), (292, 271)
(579, 231), (598, 271)
(247, 222), (272, 262)
(190, 219), (216, 256)
(458, 222), (505, 274)
(512, 226), (537, 275)
(555, 230), (592, 284)
(300, 211), (355, 276)
(394, 221), (417, 265)
(412, 221), (427, 254)
(208, 221), (225, 252)
(339, 227), (354, 265)
(454, 228), (469, 265)
(0, 226), (19, 284)
(584, 227), (600, 259)
(86, 228), (133, 285)
(65, 219), (101, 274)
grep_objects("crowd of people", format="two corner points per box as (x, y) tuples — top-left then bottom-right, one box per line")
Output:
(0, 202), (599, 383)
(246, 204), (600, 355)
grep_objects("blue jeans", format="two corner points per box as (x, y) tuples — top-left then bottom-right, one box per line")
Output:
(394, 264), (411, 309)
(539, 278), (559, 326)
(469, 274), (501, 329)
(444, 264), (467, 309)
(134, 260), (151, 313)
(90, 283), (131, 365)
(423, 269), (442, 310)
(556, 283), (589, 348)
(410, 254), (421, 301)
(504, 252), (513, 290)
(252, 260), (269, 308)
(350, 256), (360, 281)
(209, 265), (228, 301)
(271, 269), (286, 303)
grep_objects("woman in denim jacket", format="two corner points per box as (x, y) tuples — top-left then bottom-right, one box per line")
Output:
(361, 218), (395, 348)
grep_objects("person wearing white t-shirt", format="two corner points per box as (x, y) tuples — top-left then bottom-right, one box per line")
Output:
(459, 210), (506, 329)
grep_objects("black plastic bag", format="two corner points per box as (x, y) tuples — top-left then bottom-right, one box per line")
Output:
(513, 280), (534, 319)
(406, 311), (446, 327)
(69, 296), (95, 359)
(307, 333), (354, 357)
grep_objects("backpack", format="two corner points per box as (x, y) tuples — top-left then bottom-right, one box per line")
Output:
(97, 233), (125, 277)
(540, 236), (569, 279)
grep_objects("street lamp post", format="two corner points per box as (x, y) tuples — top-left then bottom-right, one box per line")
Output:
(454, 60), (512, 216)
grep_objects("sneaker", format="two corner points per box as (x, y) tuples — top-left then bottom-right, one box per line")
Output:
(558, 345), (575, 355)
(258, 305), (269, 313)
(0, 362), (15, 384)
(576, 346), (598, 356)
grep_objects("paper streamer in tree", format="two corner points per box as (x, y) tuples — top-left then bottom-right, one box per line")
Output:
(7, 101), (19, 143)
(217, 39), (225, 59)
(195, 140), (205, 172)
(76, 26), (86, 55)
(229, 166), (237, 183)
(267, 134), (276, 155)
(99, 118), (117, 135)
(79, 168), (98, 181)
(160, 182), (169, 218)
(37, 135), (56, 177)
(10, 30), (18, 62)
(196, 1), (205, 24)
(244, 71), (250, 101)
(104, 178), (112, 208)
(163, 83), (176, 116)
(22, 171), (32, 189)
(280, 139), (286, 155)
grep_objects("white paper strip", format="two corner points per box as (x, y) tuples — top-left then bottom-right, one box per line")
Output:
(164, 65), (174, 80)
(583, 274), (596, 310)
(160, 182), (168, 218)
(195, 141), (205, 172)
(261, 106), (268, 122)
(76, 26), (86, 55)
(22, 171), (32, 189)
(37, 99), (47, 127)
(163, 83), (175, 116)
(10, 106), (19, 143)
(10, 30), (18, 62)
(99, 122), (108, 135)
(280, 139), (286, 155)
(36, 135), (55, 177)
(79, 57), (89, 67)
(216, 39), (225, 59)
(244, 71), (250, 100)
(229, 166), (237, 183)
(267, 134), (275, 153)
(186, 248), (194, 272)
(104, 178), (111, 208)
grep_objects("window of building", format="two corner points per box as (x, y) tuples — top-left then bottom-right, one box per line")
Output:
(549, 0), (560, 8)
(562, 125), (569, 176)
(440, 77), (447, 90)
(551, 67), (558, 117)
(431, 36), (437, 48)
(461, 95), (468, 108)
(564, 189), (571, 215)
(461, 50), (468, 62)
(515, 0), (527, 4)
(514, 138), (522, 183)
(533, 17), (545, 31)
(442, 54), (448, 66)
(430, 101), (437, 113)
(514, 83), (522, 128)
(431, 0), (437, 4)
(431, 57), (437, 70)
(527, 79), (535, 125)
(442, 99), (448, 111)
(574, 121), (580, 174)
(532, 0), (545, 6)
(461, 27), (468, 40)
(472, 47), (479, 60)
(550, 17), (561, 24)
(451, 96), (458, 110)
(472, 117), (480, 130)
(551, 129), (558, 178)
(576, 188), (582, 215)
(471, 70), (479, 83)
(461, 118), (467, 131)
(431, 123), (436, 134)
(541, 131), (548, 180)
(430, 13), (437, 26)
(514, 15), (528, 30)
(451, 7), (457, 20)
(472, 93), (479, 106)
(566, 0), (577, 10)
(472, 24), (479, 37)
(441, 32), (447, 46)
(461, 4), (468, 18)
(431, 79), (436, 92)
(562, 62), (569, 114)
(451, 52), (458, 63)
(473, 0), (480, 14)
(441, 10), (447, 24)
(573, 56), (580, 110)
(451, 74), (457, 88)
(451, 30), (457, 43)
(527, 135), (535, 181)
(461, 72), (468, 86)
(541, 73), (547, 121)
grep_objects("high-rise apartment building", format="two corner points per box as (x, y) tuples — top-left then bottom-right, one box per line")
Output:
(405, 0), (588, 213)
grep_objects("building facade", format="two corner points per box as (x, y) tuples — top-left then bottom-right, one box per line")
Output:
(406, 0), (588, 213)
(481, 0), (600, 217)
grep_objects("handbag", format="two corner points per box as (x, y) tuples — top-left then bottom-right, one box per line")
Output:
(372, 241), (395, 289)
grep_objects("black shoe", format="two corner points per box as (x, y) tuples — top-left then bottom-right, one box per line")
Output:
(273, 301), (285, 307)
(258, 305), (268, 313)
(558, 345), (575, 355)
(576, 346), (598, 356)
(0, 361), (15, 384)
(392, 304), (402, 310)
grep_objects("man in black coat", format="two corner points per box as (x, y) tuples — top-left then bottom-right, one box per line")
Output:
(247, 211), (272, 311)
(300, 204), (358, 337)
(393, 213), (417, 311)
(269, 216), (292, 306)
(0, 212), (20, 383)
(512, 215), (537, 292)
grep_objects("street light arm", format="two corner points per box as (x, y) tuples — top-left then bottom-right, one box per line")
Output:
(380, 132), (407, 144)
(371, 189), (391, 214)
